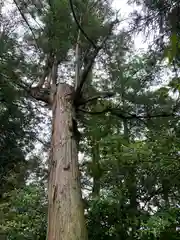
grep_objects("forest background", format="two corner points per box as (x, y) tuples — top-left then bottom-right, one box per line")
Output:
(0, 0), (180, 239)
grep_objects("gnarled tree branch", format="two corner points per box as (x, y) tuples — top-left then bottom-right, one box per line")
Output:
(36, 53), (54, 88)
(75, 18), (82, 90)
(78, 106), (178, 120)
(74, 20), (119, 102)
(78, 92), (114, 106)
(13, 0), (40, 51)
(69, 0), (97, 49)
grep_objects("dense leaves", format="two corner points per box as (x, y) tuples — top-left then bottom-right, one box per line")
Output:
(1, 0), (180, 239)
(0, 29), (37, 198)
(0, 184), (47, 239)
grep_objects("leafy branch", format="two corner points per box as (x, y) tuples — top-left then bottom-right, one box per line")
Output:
(79, 106), (179, 120)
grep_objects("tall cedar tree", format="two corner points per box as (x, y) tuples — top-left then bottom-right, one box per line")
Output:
(10, 0), (118, 239)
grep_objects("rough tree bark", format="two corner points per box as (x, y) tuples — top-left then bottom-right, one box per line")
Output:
(47, 83), (88, 240)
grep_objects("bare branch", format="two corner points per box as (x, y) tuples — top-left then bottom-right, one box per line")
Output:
(36, 53), (54, 88)
(78, 107), (110, 115)
(78, 106), (178, 120)
(74, 20), (119, 101)
(44, 72), (52, 89)
(51, 58), (58, 85)
(69, 0), (97, 49)
(75, 19), (82, 90)
(78, 92), (114, 106)
(29, 87), (51, 104)
(111, 110), (177, 119)
(34, 136), (50, 149)
(13, 0), (40, 51)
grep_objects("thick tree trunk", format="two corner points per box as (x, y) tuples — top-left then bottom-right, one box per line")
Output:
(123, 118), (138, 237)
(47, 83), (88, 240)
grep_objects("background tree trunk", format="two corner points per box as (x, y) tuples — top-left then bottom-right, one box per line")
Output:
(47, 83), (88, 240)
(91, 140), (101, 198)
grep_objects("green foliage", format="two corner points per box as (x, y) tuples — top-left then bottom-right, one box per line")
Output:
(1, 0), (180, 239)
(82, 45), (180, 239)
(41, 0), (73, 54)
(163, 33), (179, 64)
(139, 207), (180, 239)
(0, 184), (47, 240)
(87, 197), (129, 240)
(0, 32), (37, 197)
